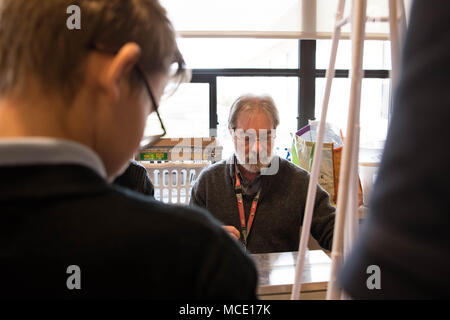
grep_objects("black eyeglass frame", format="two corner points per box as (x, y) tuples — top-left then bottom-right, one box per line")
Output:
(88, 43), (168, 150)
(134, 65), (167, 150)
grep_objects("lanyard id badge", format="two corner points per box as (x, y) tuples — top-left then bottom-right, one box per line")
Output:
(234, 167), (261, 249)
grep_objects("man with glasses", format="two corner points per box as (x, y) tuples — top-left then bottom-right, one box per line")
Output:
(0, 0), (256, 299)
(190, 94), (336, 254)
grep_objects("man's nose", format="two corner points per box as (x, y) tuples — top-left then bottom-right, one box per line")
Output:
(249, 138), (260, 153)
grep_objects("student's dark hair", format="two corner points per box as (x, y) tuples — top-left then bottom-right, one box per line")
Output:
(0, 0), (188, 99)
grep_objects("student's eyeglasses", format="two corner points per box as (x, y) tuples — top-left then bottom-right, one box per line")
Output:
(134, 65), (167, 150)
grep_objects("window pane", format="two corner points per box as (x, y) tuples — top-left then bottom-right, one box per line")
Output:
(360, 78), (391, 146)
(178, 38), (299, 69)
(216, 77), (298, 159)
(316, 40), (391, 70)
(315, 78), (350, 135)
(145, 83), (210, 138)
(315, 78), (390, 150)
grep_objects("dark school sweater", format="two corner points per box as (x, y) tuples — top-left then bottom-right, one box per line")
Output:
(0, 164), (257, 299)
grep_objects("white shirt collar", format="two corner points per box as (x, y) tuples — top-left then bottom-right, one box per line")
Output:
(0, 137), (107, 179)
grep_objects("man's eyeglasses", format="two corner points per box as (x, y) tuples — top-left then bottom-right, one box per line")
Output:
(134, 65), (167, 150)
(232, 129), (276, 144)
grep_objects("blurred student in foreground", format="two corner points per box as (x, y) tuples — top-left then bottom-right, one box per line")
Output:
(339, 0), (450, 299)
(0, 0), (256, 299)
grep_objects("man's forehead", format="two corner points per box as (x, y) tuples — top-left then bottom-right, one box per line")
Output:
(235, 109), (273, 130)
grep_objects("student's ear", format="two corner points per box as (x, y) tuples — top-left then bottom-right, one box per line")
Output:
(105, 42), (142, 102)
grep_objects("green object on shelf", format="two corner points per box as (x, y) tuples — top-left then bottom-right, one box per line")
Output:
(291, 139), (299, 166)
(308, 142), (316, 171)
(140, 151), (168, 161)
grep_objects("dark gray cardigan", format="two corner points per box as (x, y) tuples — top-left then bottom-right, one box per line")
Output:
(190, 156), (336, 253)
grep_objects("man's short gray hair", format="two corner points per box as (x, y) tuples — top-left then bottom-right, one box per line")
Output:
(228, 94), (280, 129)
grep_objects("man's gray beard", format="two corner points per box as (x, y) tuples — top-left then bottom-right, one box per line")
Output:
(235, 152), (274, 173)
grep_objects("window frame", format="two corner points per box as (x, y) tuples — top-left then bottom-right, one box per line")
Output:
(189, 39), (390, 136)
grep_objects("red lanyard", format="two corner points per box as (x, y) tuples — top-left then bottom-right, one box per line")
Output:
(234, 169), (261, 248)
